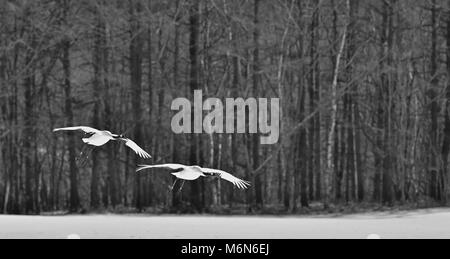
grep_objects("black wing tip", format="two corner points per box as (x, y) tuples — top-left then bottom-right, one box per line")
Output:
(135, 149), (152, 159)
(237, 180), (251, 189)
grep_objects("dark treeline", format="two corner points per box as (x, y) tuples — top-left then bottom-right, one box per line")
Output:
(0, 0), (450, 214)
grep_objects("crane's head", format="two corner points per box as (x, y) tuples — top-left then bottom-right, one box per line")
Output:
(112, 134), (125, 139)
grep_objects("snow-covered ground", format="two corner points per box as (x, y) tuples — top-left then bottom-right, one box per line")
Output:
(0, 209), (449, 239)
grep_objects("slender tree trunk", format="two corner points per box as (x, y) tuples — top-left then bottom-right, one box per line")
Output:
(354, 103), (364, 201)
(345, 0), (359, 202)
(350, 0), (364, 202)
(313, 2), (322, 201)
(230, 1), (240, 209)
(308, 0), (320, 202)
(90, 4), (103, 209)
(381, 0), (394, 206)
(0, 6), (7, 213)
(21, 4), (38, 214)
(325, 0), (348, 209)
(145, 0), (154, 208)
(441, 1), (450, 204)
(189, 0), (202, 212)
(58, 0), (81, 214)
(171, 0), (182, 210)
(253, 0), (263, 209)
(63, 40), (80, 212)
(298, 89), (308, 208)
(105, 32), (118, 209)
(11, 15), (20, 214)
(24, 43), (35, 213)
(429, 0), (440, 201)
(130, 0), (144, 212)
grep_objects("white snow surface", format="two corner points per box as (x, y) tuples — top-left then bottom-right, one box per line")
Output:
(0, 209), (449, 239)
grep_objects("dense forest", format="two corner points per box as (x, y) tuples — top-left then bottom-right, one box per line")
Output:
(1, 0), (450, 215)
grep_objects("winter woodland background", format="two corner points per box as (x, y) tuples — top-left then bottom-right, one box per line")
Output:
(1, 0), (450, 215)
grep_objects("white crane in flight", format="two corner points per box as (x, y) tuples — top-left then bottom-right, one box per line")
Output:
(136, 164), (250, 193)
(53, 126), (152, 165)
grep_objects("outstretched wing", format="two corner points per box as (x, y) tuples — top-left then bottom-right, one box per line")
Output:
(122, 139), (152, 159)
(201, 168), (251, 189)
(53, 126), (100, 134)
(136, 164), (187, 173)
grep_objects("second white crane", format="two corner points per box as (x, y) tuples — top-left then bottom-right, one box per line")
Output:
(137, 164), (251, 193)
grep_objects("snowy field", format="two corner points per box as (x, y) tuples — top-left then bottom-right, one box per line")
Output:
(0, 209), (449, 239)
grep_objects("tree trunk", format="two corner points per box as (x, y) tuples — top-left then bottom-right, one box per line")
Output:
(24, 43), (35, 214)
(429, 0), (441, 201)
(59, 0), (80, 213)
(189, 0), (202, 212)
(90, 3), (103, 210)
(299, 87), (308, 208)
(309, 0), (320, 202)
(345, 0), (359, 202)
(381, 0), (395, 206)
(130, 0), (144, 212)
(171, 0), (182, 210)
(0, 5), (7, 213)
(230, 1), (240, 209)
(145, 0), (154, 208)
(63, 38), (80, 212)
(253, 0), (263, 209)
(313, 3), (322, 202)
(325, 0), (348, 209)
(441, 0), (450, 204)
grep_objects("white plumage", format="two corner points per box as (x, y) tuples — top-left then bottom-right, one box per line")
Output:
(53, 126), (152, 159)
(137, 164), (251, 190)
